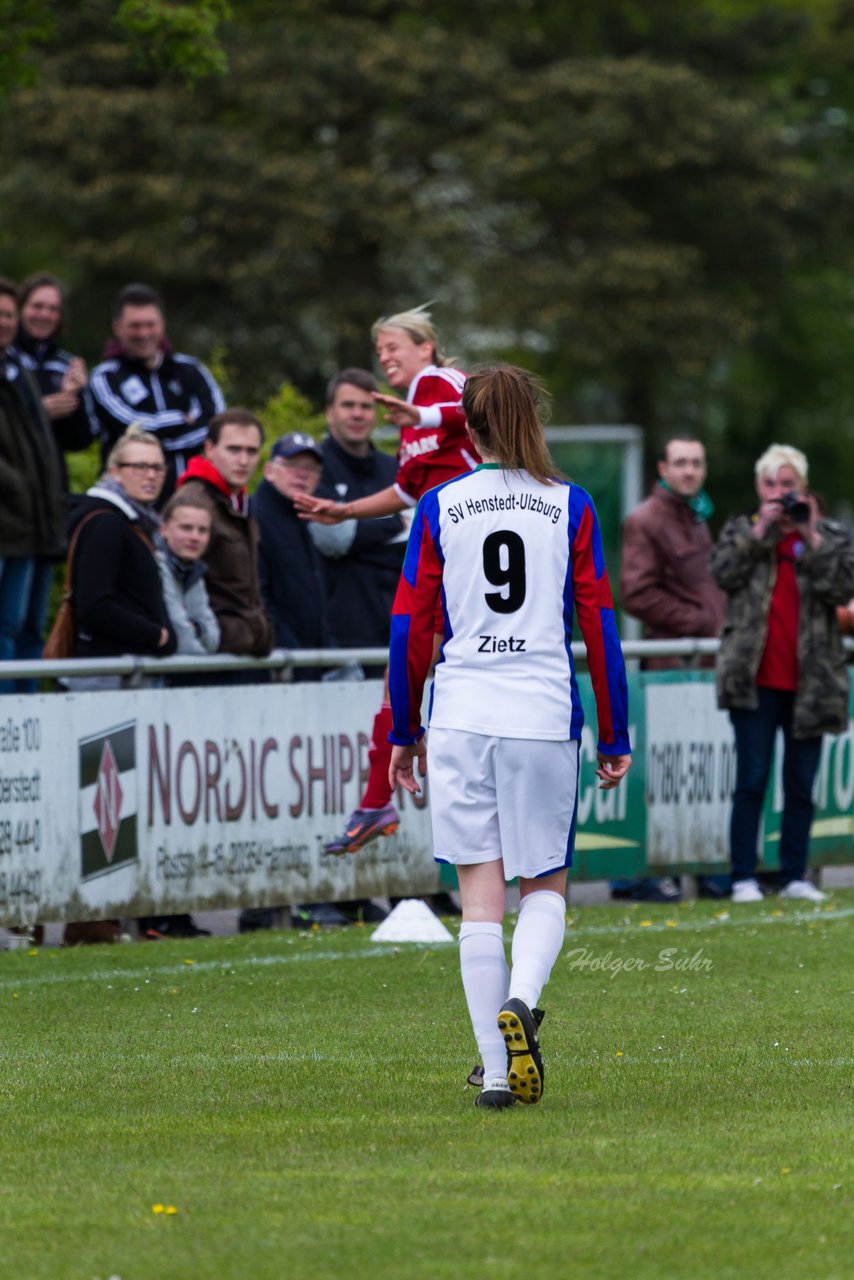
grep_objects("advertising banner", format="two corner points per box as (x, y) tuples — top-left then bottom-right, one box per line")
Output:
(1, 672), (851, 924)
(644, 673), (854, 870)
(644, 674), (734, 867)
(570, 669), (645, 881)
(0, 682), (438, 927)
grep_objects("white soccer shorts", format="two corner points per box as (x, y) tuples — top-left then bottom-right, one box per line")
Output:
(427, 727), (579, 881)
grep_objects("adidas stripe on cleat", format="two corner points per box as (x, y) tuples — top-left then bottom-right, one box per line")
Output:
(475, 1080), (516, 1109)
(323, 804), (400, 855)
(498, 998), (545, 1105)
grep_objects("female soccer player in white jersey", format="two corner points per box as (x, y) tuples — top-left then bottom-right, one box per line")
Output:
(297, 306), (477, 856)
(387, 365), (632, 1108)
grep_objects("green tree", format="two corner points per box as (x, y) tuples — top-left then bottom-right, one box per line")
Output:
(115, 0), (231, 79)
(2, 0), (853, 514)
(0, 0), (230, 94)
(0, 2), (503, 393)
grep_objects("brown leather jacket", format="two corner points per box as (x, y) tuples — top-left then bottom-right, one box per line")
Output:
(179, 477), (275, 657)
(620, 485), (726, 670)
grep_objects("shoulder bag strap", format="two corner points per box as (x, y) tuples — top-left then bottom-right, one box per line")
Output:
(61, 509), (112, 600)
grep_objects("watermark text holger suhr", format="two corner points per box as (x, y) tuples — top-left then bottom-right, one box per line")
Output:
(565, 946), (713, 980)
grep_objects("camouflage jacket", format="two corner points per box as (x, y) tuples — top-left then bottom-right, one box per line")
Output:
(710, 515), (854, 738)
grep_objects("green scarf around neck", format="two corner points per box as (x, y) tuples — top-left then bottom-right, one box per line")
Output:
(658, 479), (714, 523)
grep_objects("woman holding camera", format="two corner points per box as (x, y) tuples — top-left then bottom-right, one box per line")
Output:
(710, 444), (854, 904)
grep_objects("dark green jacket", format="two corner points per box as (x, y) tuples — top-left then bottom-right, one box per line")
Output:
(0, 360), (65, 557)
(710, 515), (854, 738)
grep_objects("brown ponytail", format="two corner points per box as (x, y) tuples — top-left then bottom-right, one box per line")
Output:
(462, 365), (564, 486)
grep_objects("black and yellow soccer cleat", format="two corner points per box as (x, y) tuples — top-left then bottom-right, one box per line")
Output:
(466, 1008), (544, 1091)
(497, 998), (545, 1105)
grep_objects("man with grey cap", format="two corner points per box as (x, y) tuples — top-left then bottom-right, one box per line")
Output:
(252, 431), (333, 657)
(253, 430), (378, 929)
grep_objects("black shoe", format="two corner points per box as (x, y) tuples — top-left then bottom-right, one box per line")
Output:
(498, 998), (545, 1105)
(290, 903), (349, 928)
(475, 1084), (516, 1109)
(334, 899), (388, 924)
(425, 891), (462, 917)
(139, 914), (211, 939)
(390, 892), (462, 916)
(697, 874), (731, 900)
(611, 877), (681, 904)
(238, 907), (278, 933)
(467, 1008), (544, 1089)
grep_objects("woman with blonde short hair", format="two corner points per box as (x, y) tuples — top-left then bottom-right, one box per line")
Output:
(68, 424), (177, 661)
(711, 443), (854, 904)
(298, 305), (478, 857)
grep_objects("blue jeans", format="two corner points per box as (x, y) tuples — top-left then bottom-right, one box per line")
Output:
(729, 687), (823, 886)
(0, 555), (35, 694)
(16, 558), (54, 692)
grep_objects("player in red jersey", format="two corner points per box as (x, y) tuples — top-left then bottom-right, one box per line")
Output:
(296, 306), (477, 855)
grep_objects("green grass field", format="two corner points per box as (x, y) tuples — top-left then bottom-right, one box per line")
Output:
(2, 893), (853, 1280)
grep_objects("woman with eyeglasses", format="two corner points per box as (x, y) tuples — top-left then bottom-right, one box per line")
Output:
(59, 424), (177, 945)
(68, 423), (177, 665)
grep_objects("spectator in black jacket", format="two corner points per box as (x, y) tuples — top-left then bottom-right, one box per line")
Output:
(68, 425), (177, 672)
(64, 425), (177, 945)
(252, 432), (332, 663)
(8, 272), (98, 683)
(312, 369), (406, 675)
(11, 272), (98, 490)
(90, 283), (225, 500)
(252, 431), (382, 929)
(0, 278), (65, 692)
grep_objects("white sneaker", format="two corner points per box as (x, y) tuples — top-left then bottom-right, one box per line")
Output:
(779, 879), (827, 903)
(731, 878), (764, 904)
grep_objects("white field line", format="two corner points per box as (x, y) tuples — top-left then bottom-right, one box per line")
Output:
(0, 945), (395, 990)
(563, 904), (854, 937)
(1, 905), (853, 992)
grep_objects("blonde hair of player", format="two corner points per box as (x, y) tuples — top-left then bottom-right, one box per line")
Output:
(370, 303), (455, 368)
(462, 364), (563, 487)
(754, 443), (808, 486)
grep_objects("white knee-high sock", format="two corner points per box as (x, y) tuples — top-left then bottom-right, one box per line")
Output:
(508, 890), (566, 1009)
(459, 921), (510, 1083)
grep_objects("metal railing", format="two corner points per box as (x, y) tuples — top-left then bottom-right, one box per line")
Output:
(1, 636), (851, 688)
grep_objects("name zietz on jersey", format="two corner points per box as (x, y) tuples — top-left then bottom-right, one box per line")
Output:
(389, 464), (630, 752)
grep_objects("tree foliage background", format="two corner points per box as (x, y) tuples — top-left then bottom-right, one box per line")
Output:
(2, 0), (853, 518)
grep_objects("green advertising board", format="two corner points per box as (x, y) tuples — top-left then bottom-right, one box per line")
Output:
(560, 669), (853, 881)
(548, 437), (629, 613)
